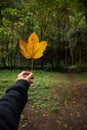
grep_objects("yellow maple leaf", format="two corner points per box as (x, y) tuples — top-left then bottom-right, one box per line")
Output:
(19, 32), (47, 59)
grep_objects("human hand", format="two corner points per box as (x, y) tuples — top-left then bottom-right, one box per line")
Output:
(16, 71), (34, 84)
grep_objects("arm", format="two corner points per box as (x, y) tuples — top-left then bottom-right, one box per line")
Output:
(0, 71), (34, 130)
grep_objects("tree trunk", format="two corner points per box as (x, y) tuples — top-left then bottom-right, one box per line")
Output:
(69, 41), (74, 65)
(84, 9), (87, 25)
(79, 47), (81, 64)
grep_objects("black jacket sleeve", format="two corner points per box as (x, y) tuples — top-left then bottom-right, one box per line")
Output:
(0, 79), (30, 130)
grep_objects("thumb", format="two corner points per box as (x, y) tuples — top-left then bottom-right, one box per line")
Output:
(26, 72), (34, 81)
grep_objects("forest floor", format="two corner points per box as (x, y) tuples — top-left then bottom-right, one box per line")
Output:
(19, 73), (87, 130)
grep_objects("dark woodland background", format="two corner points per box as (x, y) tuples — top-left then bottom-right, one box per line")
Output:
(0, 0), (87, 72)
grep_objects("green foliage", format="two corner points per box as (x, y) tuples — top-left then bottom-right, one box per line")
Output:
(0, 0), (87, 69)
(1, 8), (17, 17)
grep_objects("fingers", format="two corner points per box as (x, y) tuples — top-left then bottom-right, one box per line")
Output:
(16, 71), (34, 84)
(26, 72), (34, 79)
(19, 71), (32, 77)
(26, 72), (34, 84)
(22, 71), (34, 79)
(23, 71), (34, 83)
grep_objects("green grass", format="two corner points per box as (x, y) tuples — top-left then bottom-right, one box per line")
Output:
(71, 72), (87, 83)
(28, 71), (69, 111)
(0, 70), (68, 112)
(1, 70), (87, 112)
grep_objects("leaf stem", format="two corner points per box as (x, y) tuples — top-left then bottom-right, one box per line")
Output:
(31, 58), (34, 71)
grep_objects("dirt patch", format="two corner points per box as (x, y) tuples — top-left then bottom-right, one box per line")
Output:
(19, 73), (87, 130)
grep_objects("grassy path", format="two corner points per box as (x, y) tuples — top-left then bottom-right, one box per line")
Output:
(19, 73), (87, 130)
